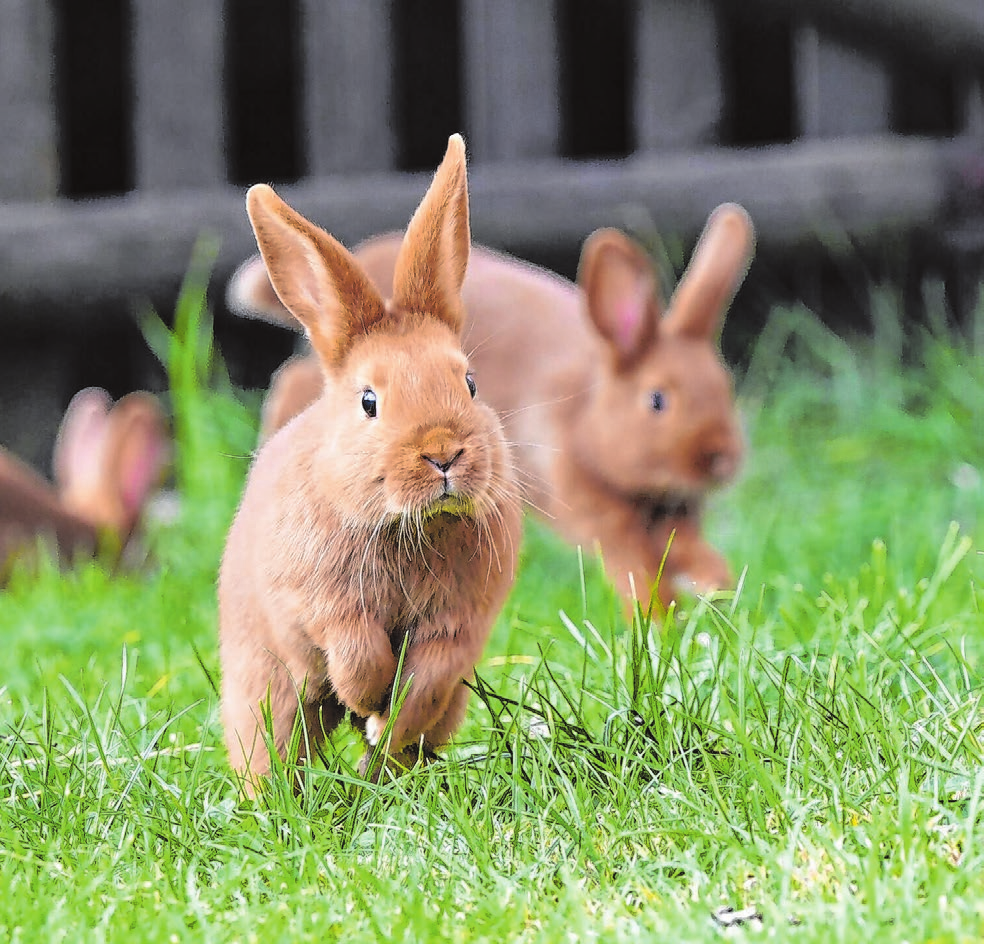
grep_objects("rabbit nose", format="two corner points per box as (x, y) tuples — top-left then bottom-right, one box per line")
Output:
(422, 449), (464, 475)
(703, 451), (737, 482)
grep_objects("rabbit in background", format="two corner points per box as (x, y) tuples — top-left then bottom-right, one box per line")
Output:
(0, 387), (168, 582)
(218, 135), (521, 790)
(227, 205), (754, 612)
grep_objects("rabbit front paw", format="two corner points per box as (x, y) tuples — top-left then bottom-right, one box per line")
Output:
(365, 712), (387, 746)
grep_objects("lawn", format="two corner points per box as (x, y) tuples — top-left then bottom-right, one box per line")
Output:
(1, 261), (983, 942)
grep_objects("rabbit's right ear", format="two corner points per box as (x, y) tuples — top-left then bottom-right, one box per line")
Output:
(578, 228), (662, 368)
(245, 184), (388, 368)
(666, 204), (755, 341)
(105, 393), (169, 536)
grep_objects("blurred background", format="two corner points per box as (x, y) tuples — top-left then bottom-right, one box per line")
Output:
(1, 0), (983, 468)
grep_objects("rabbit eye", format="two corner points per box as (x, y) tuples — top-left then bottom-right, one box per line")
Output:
(650, 391), (666, 413)
(466, 372), (477, 399)
(361, 388), (378, 418)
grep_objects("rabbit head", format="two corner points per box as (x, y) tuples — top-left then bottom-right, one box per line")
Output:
(0, 387), (167, 581)
(245, 135), (509, 530)
(54, 387), (169, 544)
(570, 205), (754, 505)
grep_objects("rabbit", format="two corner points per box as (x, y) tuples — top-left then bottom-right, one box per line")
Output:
(0, 387), (168, 581)
(228, 205), (754, 611)
(218, 134), (521, 791)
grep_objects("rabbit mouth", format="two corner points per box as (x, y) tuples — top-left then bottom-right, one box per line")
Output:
(636, 492), (701, 528)
(420, 493), (476, 520)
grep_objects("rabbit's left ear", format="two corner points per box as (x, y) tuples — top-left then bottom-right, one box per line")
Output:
(391, 134), (471, 335)
(666, 204), (755, 341)
(578, 228), (662, 368)
(53, 387), (113, 499)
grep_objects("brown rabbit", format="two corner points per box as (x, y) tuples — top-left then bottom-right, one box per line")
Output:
(218, 135), (521, 790)
(0, 387), (168, 581)
(228, 206), (753, 610)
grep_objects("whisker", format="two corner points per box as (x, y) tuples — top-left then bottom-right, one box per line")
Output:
(464, 331), (501, 361)
(495, 386), (592, 420)
(483, 511), (505, 580)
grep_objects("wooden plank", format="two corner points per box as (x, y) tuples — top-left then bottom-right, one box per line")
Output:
(0, 0), (57, 199)
(0, 137), (964, 322)
(794, 25), (890, 137)
(300, 0), (396, 174)
(634, 0), (723, 150)
(749, 0), (984, 64)
(132, 0), (225, 190)
(461, 0), (560, 161)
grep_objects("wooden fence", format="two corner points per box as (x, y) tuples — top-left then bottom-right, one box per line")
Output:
(1, 0), (983, 463)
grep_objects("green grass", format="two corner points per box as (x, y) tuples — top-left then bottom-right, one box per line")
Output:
(1, 269), (983, 942)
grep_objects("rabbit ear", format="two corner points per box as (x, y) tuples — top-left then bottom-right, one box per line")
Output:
(391, 134), (470, 335)
(245, 184), (388, 368)
(666, 204), (754, 340)
(55, 389), (168, 538)
(104, 393), (169, 536)
(578, 228), (662, 367)
(225, 254), (299, 329)
(53, 387), (113, 495)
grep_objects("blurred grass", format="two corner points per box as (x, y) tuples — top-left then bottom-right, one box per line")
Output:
(0, 261), (982, 941)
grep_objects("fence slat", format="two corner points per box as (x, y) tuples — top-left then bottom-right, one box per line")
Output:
(634, 0), (723, 150)
(960, 73), (984, 137)
(301, 0), (395, 174)
(461, 0), (560, 161)
(0, 0), (56, 200)
(795, 26), (890, 138)
(132, 0), (225, 191)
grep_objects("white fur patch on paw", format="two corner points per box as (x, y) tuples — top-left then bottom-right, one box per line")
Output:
(365, 714), (385, 746)
(672, 573), (700, 594)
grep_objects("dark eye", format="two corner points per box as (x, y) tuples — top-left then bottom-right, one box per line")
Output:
(361, 388), (377, 418)
(466, 372), (477, 399)
(650, 391), (666, 413)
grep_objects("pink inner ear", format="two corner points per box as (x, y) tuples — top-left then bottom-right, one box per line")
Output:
(612, 289), (647, 354)
(120, 441), (164, 517)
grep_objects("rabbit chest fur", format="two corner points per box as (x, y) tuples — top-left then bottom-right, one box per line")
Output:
(222, 389), (517, 662)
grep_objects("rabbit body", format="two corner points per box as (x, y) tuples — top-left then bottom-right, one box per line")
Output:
(218, 136), (521, 787)
(0, 451), (96, 572)
(235, 207), (753, 609)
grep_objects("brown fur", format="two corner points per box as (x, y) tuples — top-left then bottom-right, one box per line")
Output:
(0, 388), (168, 581)
(218, 135), (521, 790)
(229, 206), (754, 610)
